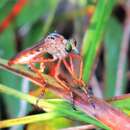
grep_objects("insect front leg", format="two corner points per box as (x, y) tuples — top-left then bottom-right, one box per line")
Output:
(69, 55), (75, 74)
(68, 54), (95, 108)
(68, 54), (85, 87)
(51, 60), (76, 109)
(50, 59), (70, 91)
(62, 58), (77, 80)
(62, 58), (84, 87)
(69, 53), (83, 80)
(28, 62), (46, 84)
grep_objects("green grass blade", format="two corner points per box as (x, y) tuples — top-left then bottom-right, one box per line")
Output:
(22, 0), (59, 48)
(82, 0), (117, 82)
(104, 17), (126, 97)
(42, 0), (59, 37)
(0, 84), (109, 129)
(0, 112), (59, 128)
(0, 83), (56, 111)
(108, 94), (130, 115)
(0, 28), (23, 117)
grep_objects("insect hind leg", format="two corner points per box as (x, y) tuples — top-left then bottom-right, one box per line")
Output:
(50, 59), (76, 110)
(82, 86), (95, 109)
(28, 62), (46, 85)
(36, 85), (46, 106)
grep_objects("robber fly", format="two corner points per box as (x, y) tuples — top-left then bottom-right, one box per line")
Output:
(8, 32), (94, 108)
(8, 32), (80, 90)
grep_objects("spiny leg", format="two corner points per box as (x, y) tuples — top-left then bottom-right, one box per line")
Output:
(52, 60), (70, 90)
(63, 57), (84, 86)
(69, 54), (85, 86)
(63, 53), (83, 80)
(52, 60), (77, 109)
(29, 58), (56, 107)
(86, 86), (95, 108)
(69, 54), (95, 108)
(69, 54), (83, 81)
(36, 84), (47, 106)
(62, 58), (77, 80)
(28, 62), (45, 84)
(69, 55), (75, 75)
(70, 91), (77, 110)
(69, 53), (83, 80)
(28, 62), (47, 105)
(34, 58), (58, 105)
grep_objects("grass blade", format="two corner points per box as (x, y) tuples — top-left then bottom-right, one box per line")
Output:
(0, 83), (108, 129)
(0, 112), (59, 128)
(82, 0), (117, 82)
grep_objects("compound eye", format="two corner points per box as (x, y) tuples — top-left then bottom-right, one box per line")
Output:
(65, 41), (72, 52)
(47, 36), (55, 40)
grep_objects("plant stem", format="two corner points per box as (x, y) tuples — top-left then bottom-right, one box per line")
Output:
(1, 58), (130, 129)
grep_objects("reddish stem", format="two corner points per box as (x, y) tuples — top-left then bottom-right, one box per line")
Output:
(1, 62), (130, 130)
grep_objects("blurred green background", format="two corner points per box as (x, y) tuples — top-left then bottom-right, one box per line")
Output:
(0, 0), (130, 130)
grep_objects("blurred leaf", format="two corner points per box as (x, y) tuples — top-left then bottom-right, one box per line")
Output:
(0, 1), (15, 21)
(0, 83), (109, 129)
(42, 0), (59, 37)
(0, 60), (109, 130)
(0, 28), (22, 117)
(108, 94), (130, 115)
(0, 28), (15, 58)
(23, 21), (45, 48)
(0, 111), (72, 130)
(0, 0), (8, 9)
(82, 0), (116, 82)
(104, 17), (125, 97)
(16, 0), (58, 27)
(0, 111), (59, 128)
(23, 0), (59, 48)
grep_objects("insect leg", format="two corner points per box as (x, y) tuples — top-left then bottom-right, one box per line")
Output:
(70, 91), (77, 110)
(69, 55), (75, 75)
(52, 60), (70, 91)
(68, 54), (95, 108)
(53, 60), (77, 109)
(69, 54), (85, 87)
(36, 84), (47, 106)
(63, 57), (84, 87)
(81, 86), (95, 109)
(62, 59), (77, 80)
(28, 62), (45, 84)
(87, 86), (95, 108)
(69, 53), (83, 80)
